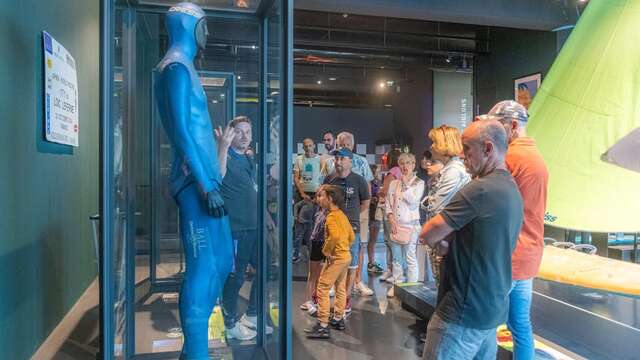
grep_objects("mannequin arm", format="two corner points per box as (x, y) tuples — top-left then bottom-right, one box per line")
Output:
(165, 63), (216, 193)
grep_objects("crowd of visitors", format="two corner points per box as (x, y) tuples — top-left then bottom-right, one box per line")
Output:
(213, 99), (547, 359)
(291, 100), (548, 360)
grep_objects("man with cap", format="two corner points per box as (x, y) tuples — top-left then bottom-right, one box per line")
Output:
(478, 100), (548, 360)
(323, 148), (371, 314)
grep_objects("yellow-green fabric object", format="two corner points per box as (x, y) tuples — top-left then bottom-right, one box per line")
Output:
(527, 0), (640, 232)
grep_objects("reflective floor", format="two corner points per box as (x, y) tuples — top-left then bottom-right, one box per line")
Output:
(292, 243), (425, 360)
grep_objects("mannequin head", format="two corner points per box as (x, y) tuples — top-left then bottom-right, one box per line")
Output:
(166, 2), (208, 58)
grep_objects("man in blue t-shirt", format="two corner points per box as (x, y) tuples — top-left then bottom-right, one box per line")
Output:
(419, 120), (523, 360)
(215, 116), (271, 341)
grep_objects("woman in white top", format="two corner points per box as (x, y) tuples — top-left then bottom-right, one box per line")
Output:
(385, 153), (425, 297)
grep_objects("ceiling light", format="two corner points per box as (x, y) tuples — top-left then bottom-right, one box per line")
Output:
(342, 13), (349, 18)
(379, 82), (386, 88)
(237, 75), (242, 80)
(445, 56), (452, 64)
(251, 45), (257, 50)
(317, 80), (322, 85)
(220, 94), (225, 98)
(329, 77), (337, 81)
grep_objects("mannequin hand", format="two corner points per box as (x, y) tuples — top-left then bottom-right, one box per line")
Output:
(214, 125), (235, 150)
(205, 189), (228, 218)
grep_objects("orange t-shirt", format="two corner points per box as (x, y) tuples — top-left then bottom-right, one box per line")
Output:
(505, 137), (549, 280)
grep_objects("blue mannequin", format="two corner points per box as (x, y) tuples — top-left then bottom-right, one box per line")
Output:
(154, 3), (233, 359)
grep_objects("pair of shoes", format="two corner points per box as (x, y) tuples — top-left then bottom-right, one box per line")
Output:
(300, 300), (313, 311)
(240, 314), (274, 335)
(329, 317), (346, 331)
(354, 281), (374, 296)
(367, 262), (384, 273)
(307, 304), (318, 316)
(387, 286), (394, 298)
(225, 321), (257, 341)
(304, 322), (330, 339)
(379, 270), (393, 282)
(344, 297), (352, 314)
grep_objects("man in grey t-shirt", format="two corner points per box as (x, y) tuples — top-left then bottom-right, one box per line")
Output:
(419, 120), (523, 360)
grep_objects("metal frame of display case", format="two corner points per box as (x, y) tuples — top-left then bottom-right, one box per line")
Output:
(99, 0), (292, 358)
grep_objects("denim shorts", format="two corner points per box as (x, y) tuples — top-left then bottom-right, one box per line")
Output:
(349, 233), (361, 269)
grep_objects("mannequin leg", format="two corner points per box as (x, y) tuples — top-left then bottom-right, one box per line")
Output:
(177, 184), (233, 359)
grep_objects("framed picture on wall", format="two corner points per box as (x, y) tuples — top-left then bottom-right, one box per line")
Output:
(514, 73), (541, 110)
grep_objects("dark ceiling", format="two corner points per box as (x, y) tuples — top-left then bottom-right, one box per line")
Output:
(119, 0), (585, 108)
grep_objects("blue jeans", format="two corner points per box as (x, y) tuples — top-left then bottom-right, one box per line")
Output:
(293, 221), (311, 257)
(349, 233), (361, 269)
(423, 313), (497, 360)
(507, 279), (534, 360)
(221, 230), (258, 328)
(389, 226), (419, 282)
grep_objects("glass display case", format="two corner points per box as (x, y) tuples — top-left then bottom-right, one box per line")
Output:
(100, 0), (292, 358)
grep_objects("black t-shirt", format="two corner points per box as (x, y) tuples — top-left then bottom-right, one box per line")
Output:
(221, 149), (257, 233)
(324, 172), (370, 231)
(436, 169), (523, 330)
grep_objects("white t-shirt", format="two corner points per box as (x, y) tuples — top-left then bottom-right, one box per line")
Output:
(294, 154), (322, 193)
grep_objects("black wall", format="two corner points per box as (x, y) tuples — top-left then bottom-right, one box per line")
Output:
(293, 106), (395, 155)
(475, 27), (558, 113)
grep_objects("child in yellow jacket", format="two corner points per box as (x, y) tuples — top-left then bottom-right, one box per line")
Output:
(305, 185), (355, 339)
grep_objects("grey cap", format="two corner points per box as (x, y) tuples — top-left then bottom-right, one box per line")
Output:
(483, 100), (529, 123)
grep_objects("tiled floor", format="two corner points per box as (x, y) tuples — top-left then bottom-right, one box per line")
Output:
(292, 243), (426, 360)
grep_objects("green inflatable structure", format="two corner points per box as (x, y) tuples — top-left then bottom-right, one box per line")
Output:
(528, 0), (640, 233)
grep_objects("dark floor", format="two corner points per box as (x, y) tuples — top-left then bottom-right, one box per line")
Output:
(292, 243), (426, 360)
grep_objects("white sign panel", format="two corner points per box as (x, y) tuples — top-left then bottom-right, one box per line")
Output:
(43, 31), (79, 147)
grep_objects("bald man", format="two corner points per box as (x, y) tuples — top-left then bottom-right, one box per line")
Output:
(419, 121), (524, 360)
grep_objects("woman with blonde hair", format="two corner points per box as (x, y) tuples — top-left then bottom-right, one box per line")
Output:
(385, 152), (425, 297)
(421, 125), (470, 285)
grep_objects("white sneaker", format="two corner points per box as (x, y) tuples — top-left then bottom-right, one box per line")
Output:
(307, 304), (318, 316)
(300, 300), (313, 311)
(226, 322), (257, 341)
(240, 314), (274, 335)
(379, 270), (393, 282)
(354, 282), (374, 296)
(387, 286), (395, 298)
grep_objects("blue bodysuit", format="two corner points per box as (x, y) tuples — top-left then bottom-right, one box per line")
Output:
(153, 3), (233, 359)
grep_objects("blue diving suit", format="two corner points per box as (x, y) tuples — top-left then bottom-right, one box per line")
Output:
(153, 3), (233, 359)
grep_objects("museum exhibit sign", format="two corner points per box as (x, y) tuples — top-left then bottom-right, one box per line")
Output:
(43, 31), (79, 147)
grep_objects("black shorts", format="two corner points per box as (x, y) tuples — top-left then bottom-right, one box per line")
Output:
(309, 240), (326, 262)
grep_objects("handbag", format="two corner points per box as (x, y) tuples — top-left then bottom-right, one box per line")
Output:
(390, 180), (414, 245)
